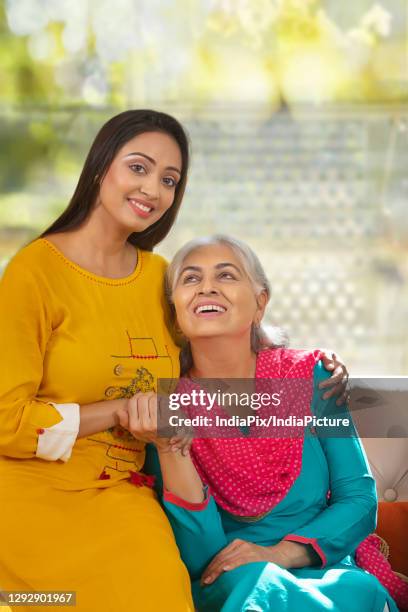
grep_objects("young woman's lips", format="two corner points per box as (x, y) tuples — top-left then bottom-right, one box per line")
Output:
(127, 198), (154, 219)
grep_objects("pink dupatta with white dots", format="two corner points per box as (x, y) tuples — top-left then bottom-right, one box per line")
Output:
(188, 347), (321, 517)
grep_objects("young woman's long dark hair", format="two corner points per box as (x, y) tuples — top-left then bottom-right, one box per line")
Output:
(41, 110), (190, 251)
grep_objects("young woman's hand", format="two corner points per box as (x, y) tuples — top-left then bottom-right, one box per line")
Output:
(319, 350), (349, 405)
(117, 392), (192, 455)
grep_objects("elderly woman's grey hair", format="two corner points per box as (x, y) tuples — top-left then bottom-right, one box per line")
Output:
(165, 234), (288, 374)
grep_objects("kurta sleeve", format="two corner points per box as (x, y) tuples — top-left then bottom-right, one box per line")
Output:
(0, 258), (75, 459)
(144, 444), (228, 580)
(283, 361), (377, 567)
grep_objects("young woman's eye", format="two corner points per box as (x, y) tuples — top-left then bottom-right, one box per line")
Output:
(162, 176), (177, 188)
(129, 163), (146, 174)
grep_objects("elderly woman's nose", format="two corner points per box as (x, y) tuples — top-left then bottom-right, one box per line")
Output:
(198, 278), (219, 294)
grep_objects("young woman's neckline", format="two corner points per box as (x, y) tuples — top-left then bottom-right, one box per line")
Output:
(39, 237), (142, 285)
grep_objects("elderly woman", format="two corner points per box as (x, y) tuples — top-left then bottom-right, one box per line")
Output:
(120, 235), (398, 612)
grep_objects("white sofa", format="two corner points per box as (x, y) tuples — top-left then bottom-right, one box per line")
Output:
(350, 379), (408, 502)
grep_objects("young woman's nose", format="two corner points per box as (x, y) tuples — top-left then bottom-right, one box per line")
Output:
(139, 174), (160, 199)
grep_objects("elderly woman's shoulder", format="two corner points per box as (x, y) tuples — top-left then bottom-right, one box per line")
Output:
(258, 346), (323, 377)
(260, 346), (322, 362)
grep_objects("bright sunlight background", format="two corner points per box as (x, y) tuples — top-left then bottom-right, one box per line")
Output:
(1, 0), (407, 373)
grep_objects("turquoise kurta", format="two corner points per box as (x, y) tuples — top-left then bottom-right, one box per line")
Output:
(146, 362), (398, 612)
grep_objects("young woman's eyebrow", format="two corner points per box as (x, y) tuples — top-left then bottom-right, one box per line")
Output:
(124, 152), (181, 175)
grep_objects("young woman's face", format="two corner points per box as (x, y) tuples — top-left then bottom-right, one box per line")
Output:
(96, 131), (182, 233)
(172, 244), (267, 343)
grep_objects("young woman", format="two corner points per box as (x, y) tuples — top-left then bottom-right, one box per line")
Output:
(0, 111), (345, 611)
(120, 235), (400, 612)
(0, 110), (194, 611)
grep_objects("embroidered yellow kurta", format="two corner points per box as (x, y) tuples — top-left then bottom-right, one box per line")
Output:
(0, 238), (193, 611)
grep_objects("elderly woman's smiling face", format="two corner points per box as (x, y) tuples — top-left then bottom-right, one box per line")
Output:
(172, 244), (267, 343)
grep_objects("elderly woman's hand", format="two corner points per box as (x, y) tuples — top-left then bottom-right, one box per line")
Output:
(200, 539), (290, 585)
(117, 392), (192, 455)
(201, 538), (320, 585)
(319, 350), (349, 406)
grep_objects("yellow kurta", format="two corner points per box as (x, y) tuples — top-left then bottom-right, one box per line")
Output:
(0, 238), (193, 611)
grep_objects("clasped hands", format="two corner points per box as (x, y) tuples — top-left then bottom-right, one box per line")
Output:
(116, 391), (192, 455)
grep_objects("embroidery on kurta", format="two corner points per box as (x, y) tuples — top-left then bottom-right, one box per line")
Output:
(105, 367), (155, 399)
(88, 332), (175, 476)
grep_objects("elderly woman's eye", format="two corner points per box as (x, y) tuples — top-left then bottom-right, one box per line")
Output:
(182, 274), (199, 283)
(219, 272), (235, 280)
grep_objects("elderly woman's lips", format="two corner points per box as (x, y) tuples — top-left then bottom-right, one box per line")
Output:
(194, 304), (227, 316)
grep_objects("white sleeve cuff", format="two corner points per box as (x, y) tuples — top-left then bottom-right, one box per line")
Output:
(35, 403), (80, 462)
